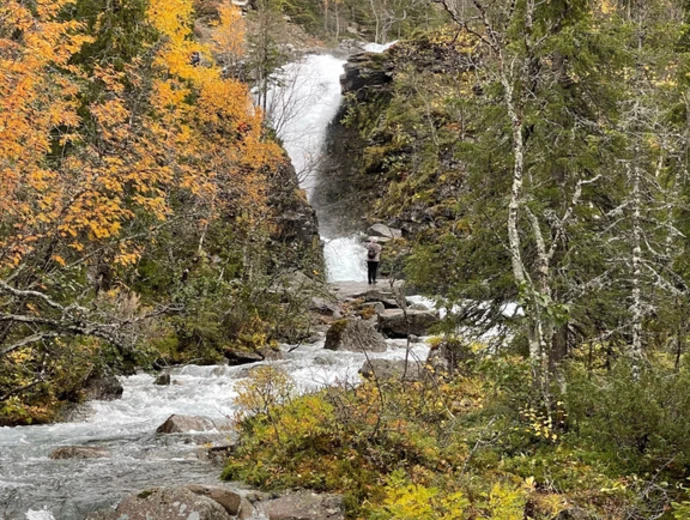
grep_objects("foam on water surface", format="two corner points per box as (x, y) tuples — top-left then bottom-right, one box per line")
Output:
(0, 339), (428, 519)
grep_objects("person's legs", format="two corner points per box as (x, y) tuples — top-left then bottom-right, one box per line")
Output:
(372, 261), (379, 283)
(367, 261), (375, 284)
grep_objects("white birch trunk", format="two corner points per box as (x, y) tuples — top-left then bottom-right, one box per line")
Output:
(630, 158), (643, 378)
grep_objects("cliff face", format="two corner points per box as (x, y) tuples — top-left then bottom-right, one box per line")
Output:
(313, 36), (475, 239)
(268, 154), (324, 273)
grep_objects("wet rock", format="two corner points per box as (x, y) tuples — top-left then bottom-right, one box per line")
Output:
(358, 301), (385, 315)
(211, 366), (230, 377)
(50, 446), (111, 460)
(258, 346), (284, 361)
(260, 491), (344, 520)
(324, 318), (387, 353)
(204, 444), (235, 464)
(340, 52), (394, 100)
(86, 486), (233, 520)
(378, 309), (439, 338)
(369, 223), (402, 239)
(237, 498), (257, 520)
(83, 374), (123, 401)
(360, 359), (423, 382)
(154, 373), (171, 385)
(224, 349), (264, 365)
(310, 296), (342, 317)
(330, 280), (405, 306)
(156, 414), (217, 434)
(408, 302), (429, 311)
(313, 356), (334, 366)
(186, 485), (241, 516)
(225, 346), (284, 365)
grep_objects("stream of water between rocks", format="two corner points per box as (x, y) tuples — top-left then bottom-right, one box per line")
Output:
(0, 43), (414, 520)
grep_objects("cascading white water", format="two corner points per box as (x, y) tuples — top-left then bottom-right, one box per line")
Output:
(2, 340), (429, 520)
(265, 54), (346, 199)
(322, 237), (368, 282)
(266, 45), (395, 283)
(0, 44), (428, 520)
(265, 53), (368, 282)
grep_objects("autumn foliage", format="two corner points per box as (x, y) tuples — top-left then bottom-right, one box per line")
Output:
(0, 0), (282, 423)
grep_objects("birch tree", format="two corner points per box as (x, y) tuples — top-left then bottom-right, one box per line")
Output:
(438, 0), (604, 401)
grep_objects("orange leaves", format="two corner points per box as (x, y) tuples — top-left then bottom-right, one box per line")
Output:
(213, 1), (246, 61)
(0, 0), (278, 275)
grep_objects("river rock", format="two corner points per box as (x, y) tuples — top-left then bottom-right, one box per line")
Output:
(83, 374), (123, 401)
(360, 359), (423, 382)
(237, 498), (257, 520)
(50, 446), (111, 460)
(426, 338), (474, 375)
(378, 309), (439, 338)
(156, 414), (218, 434)
(186, 485), (242, 516)
(260, 491), (344, 520)
(359, 301), (385, 315)
(258, 346), (284, 361)
(224, 348), (264, 365)
(369, 223), (402, 239)
(330, 280), (405, 306)
(310, 296), (342, 317)
(154, 373), (171, 385)
(408, 302), (430, 311)
(324, 318), (387, 353)
(87, 487), (233, 520)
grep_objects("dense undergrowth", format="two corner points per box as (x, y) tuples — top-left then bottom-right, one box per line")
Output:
(224, 350), (690, 519)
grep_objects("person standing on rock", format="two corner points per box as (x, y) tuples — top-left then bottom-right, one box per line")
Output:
(366, 238), (382, 284)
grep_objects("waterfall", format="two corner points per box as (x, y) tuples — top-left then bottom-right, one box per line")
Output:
(267, 45), (394, 283)
(1, 45), (429, 520)
(265, 54), (346, 198)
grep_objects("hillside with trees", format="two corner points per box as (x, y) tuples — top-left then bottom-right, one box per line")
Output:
(5, 0), (690, 519)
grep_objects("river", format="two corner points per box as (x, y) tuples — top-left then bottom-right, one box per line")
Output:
(0, 43), (420, 520)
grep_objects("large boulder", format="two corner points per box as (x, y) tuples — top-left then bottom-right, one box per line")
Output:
(156, 414), (219, 434)
(330, 280), (405, 307)
(360, 359), (423, 382)
(83, 374), (123, 401)
(186, 485), (242, 516)
(50, 446), (110, 460)
(310, 296), (342, 318)
(378, 309), (439, 338)
(368, 223), (402, 239)
(86, 487), (233, 520)
(259, 491), (344, 520)
(324, 319), (387, 353)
